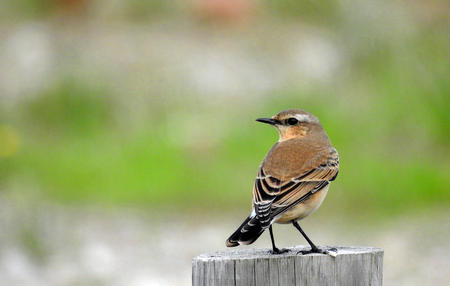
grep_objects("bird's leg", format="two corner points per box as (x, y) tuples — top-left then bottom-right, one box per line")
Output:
(292, 221), (336, 255)
(292, 221), (319, 252)
(269, 225), (289, 254)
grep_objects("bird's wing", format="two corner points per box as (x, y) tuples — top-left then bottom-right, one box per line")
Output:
(253, 147), (339, 228)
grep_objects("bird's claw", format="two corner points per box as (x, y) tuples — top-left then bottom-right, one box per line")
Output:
(297, 247), (338, 257)
(271, 247), (289, 255)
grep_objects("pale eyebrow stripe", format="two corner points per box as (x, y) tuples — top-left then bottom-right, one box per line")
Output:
(294, 114), (311, 122)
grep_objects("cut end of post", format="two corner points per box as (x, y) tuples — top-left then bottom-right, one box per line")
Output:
(194, 245), (383, 260)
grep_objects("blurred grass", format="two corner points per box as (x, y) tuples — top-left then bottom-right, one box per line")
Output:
(24, 80), (113, 137)
(0, 0), (448, 217)
(2, 68), (449, 216)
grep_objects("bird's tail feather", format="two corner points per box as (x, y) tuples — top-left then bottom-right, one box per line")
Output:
(226, 214), (265, 247)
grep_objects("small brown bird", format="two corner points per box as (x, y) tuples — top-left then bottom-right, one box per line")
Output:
(226, 109), (339, 254)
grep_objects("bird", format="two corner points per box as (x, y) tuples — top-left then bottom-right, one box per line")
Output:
(225, 108), (339, 254)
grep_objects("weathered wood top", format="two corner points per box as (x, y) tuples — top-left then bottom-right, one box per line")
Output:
(194, 245), (383, 261)
(192, 246), (383, 286)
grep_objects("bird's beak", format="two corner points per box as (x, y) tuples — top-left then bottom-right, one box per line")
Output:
(256, 118), (280, 125)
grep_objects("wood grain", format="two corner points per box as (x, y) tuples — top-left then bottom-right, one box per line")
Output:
(192, 246), (383, 286)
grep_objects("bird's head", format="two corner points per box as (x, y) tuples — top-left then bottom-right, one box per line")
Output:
(256, 109), (322, 142)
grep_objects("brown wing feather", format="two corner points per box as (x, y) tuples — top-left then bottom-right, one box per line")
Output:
(252, 145), (339, 227)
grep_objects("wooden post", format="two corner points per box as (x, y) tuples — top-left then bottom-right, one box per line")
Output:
(192, 246), (383, 286)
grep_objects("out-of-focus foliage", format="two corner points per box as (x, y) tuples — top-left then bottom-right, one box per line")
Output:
(264, 0), (339, 21)
(0, 0), (448, 217)
(23, 80), (113, 137)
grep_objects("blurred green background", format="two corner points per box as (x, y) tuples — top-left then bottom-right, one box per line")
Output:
(1, 0), (448, 215)
(0, 1), (449, 284)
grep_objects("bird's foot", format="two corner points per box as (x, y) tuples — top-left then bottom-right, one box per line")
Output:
(297, 247), (338, 256)
(271, 247), (289, 255)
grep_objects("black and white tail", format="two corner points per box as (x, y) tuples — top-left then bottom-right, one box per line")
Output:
(226, 212), (265, 247)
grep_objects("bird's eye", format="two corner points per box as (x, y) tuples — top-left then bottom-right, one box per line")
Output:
(287, 118), (298, 125)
